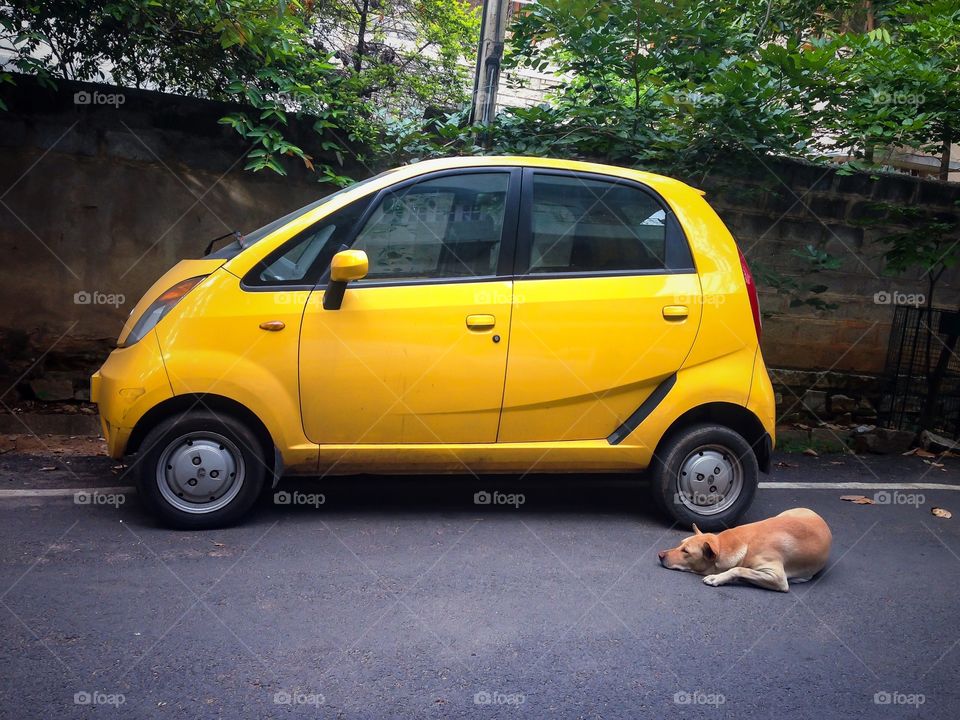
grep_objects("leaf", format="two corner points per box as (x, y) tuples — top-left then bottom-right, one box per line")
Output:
(840, 495), (874, 504)
(931, 507), (952, 519)
(803, 448), (819, 457)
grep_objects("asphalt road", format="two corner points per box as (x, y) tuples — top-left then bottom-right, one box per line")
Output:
(1, 445), (959, 719)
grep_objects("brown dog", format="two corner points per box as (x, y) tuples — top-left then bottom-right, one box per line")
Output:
(657, 508), (832, 592)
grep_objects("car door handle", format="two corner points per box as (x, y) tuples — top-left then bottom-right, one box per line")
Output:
(466, 314), (496, 330)
(662, 305), (688, 320)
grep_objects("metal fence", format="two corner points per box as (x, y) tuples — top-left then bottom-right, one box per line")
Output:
(882, 304), (960, 436)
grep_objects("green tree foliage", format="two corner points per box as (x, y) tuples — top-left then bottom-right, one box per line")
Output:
(0, 0), (479, 179)
(501, 0), (960, 177)
(824, 1), (960, 180)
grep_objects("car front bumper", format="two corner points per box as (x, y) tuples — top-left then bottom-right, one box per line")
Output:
(90, 331), (173, 458)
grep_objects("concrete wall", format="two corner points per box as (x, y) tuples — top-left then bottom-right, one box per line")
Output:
(0, 76), (360, 398)
(699, 160), (960, 375)
(2, 76), (959, 404)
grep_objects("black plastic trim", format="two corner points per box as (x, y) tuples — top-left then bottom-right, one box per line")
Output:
(758, 432), (772, 474)
(271, 446), (284, 488)
(607, 373), (677, 445)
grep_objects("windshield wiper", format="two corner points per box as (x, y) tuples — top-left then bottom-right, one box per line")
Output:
(203, 230), (244, 256)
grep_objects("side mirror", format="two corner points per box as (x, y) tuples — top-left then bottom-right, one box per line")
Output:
(324, 250), (368, 310)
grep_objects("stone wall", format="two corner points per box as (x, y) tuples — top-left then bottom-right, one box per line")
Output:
(2, 75), (959, 414)
(0, 75), (360, 402)
(695, 159), (960, 376)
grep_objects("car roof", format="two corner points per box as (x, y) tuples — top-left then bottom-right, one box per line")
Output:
(383, 155), (701, 196)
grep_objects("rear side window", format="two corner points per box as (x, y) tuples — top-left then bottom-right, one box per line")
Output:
(525, 173), (690, 274)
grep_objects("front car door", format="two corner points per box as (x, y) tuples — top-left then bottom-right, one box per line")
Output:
(299, 168), (520, 444)
(499, 169), (703, 442)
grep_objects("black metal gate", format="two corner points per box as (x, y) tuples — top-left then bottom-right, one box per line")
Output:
(882, 304), (960, 436)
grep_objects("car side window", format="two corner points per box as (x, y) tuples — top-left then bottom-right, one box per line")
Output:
(246, 197), (371, 286)
(527, 173), (669, 274)
(350, 172), (509, 282)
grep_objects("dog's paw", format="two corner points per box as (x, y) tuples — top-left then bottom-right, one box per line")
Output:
(703, 575), (723, 587)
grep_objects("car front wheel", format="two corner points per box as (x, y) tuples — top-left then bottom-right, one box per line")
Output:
(649, 423), (758, 532)
(136, 411), (267, 529)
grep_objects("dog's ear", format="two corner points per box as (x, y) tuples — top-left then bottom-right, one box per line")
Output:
(702, 537), (719, 562)
(692, 523), (702, 535)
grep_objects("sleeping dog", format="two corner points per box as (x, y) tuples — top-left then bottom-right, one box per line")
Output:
(657, 508), (832, 592)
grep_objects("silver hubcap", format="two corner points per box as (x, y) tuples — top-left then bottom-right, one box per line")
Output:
(156, 432), (244, 514)
(677, 444), (743, 515)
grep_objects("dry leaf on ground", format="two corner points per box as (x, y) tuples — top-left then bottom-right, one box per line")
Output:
(803, 448), (819, 457)
(840, 495), (875, 505)
(932, 507), (952, 519)
(776, 461), (799, 468)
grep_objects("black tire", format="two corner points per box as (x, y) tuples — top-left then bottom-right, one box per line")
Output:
(649, 423), (758, 532)
(135, 411), (268, 529)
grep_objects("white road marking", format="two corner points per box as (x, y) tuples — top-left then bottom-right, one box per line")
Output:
(0, 482), (957, 500)
(0, 487), (135, 498)
(760, 482), (960, 491)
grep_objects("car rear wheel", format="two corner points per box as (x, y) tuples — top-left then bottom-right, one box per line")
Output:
(136, 411), (267, 529)
(649, 423), (758, 532)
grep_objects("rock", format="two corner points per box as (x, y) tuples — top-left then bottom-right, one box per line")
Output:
(854, 427), (915, 454)
(29, 376), (75, 401)
(858, 397), (875, 412)
(835, 413), (853, 425)
(920, 430), (960, 452)
(802, 390), (827, 415)
(876, 428), (916, 454)
(810, 427), (851, 453)
(852, 433), (881, 454)
(830, 394), (857, 413)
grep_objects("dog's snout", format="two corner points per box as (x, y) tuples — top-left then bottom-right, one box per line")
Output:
(658, 550), (667, 561)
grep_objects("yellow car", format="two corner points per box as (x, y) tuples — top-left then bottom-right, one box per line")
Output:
(91, 156), (775, 529)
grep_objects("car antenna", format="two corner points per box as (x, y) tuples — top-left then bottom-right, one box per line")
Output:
(203, 230), (244, 256)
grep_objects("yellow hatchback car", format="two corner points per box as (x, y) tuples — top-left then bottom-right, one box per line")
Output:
(91, 156), (775, 529)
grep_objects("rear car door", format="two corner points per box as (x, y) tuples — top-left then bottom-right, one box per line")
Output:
(498, 169), (702, 442)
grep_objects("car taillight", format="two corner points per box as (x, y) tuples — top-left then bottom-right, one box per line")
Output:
(738, 248), (762, 343)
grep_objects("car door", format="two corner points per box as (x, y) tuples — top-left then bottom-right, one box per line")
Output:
(299, 168), (519, 444)
(498, 169), (702, 443)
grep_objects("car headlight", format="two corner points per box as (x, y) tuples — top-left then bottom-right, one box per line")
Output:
(121, 276), (206, 347)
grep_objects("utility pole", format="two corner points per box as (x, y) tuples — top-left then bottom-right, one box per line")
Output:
(470, 0), (510, 138)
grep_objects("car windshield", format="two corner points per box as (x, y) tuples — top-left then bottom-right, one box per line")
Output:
(205, 168), (398, 258)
